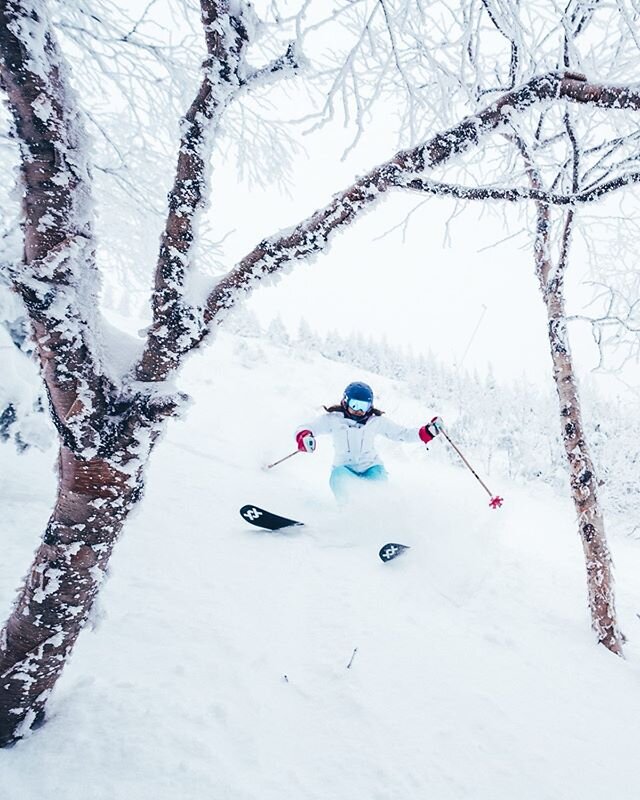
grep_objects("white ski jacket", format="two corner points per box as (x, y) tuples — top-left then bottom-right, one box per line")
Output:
(298, 411), (422, 472)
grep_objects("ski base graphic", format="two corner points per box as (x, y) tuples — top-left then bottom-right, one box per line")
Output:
(379, 543), (410, 563)
(240, 505), (304, 531)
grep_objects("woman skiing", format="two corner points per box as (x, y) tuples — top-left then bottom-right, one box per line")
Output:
(296, 381), (443, 502)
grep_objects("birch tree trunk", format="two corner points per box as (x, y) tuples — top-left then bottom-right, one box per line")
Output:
(0, 0), (277, 747)
(0, 0), (208, 747)
(0, 448), (143, 742)
(534, 205), (623, 655)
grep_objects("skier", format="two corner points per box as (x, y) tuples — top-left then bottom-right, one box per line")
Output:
(295, 381), (443, 502)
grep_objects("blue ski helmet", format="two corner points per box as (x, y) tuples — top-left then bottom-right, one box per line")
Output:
(342, 381), (374, 411)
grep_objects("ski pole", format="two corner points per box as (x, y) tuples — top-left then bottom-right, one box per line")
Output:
(266, 449), (300, 470)
(440, 428), (504, 509)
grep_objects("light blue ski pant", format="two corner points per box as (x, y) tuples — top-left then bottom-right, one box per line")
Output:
(329, 464), (388, 503)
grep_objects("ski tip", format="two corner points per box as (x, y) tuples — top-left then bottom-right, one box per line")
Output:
(239, 505), (304, 530)
(378, 543), (410, 563)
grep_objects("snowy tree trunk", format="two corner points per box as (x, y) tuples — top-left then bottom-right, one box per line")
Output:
(0, 0), (260, 746)
(0, 0), (163, 745)
(534, 207), (623, 655)
(0, 447), (143, 744)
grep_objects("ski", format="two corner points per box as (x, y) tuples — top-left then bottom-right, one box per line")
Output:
(240, 508), (409, 562)
(378, 542), (410, 563)
(240, 505), (304, 531)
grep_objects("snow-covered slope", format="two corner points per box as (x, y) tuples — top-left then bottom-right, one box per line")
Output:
(2, 331), (640, 800)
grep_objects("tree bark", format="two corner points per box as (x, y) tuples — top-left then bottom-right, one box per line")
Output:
(0, 447), (143, 745)
(534, 205), (623, 655)
(136, 0), (251, 381)
(0, 0), (153, 745)
(0, 0), (240, 747)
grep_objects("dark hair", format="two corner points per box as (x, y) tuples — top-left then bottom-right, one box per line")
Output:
(323, 403), (383, 417)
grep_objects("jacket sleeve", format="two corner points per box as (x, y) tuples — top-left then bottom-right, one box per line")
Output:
(296, 413), (335, 436)
(377, 416), (423, 443)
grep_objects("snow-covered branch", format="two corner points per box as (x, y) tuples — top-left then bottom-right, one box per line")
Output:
(197, 70), (640, 337)
(399, 171), (640, 205)
(135, 0), (301, 381)
(0, 0), (115, 452)
(569, 283), (640, 371)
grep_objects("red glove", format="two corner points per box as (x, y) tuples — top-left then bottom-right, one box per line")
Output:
(296, 429), (316, 452)
(419, 416), (444, 444)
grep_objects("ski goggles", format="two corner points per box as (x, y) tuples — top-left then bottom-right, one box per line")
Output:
(347, 397), (372, 413)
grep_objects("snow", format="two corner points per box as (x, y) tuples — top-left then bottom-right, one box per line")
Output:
(1, 330), (640, 799)
(0, 289), (54, 453)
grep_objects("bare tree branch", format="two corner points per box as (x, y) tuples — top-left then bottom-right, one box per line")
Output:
(399, 170), (640, 204)
(135, 0), (301, 381)
(195, 71), (640, 346)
